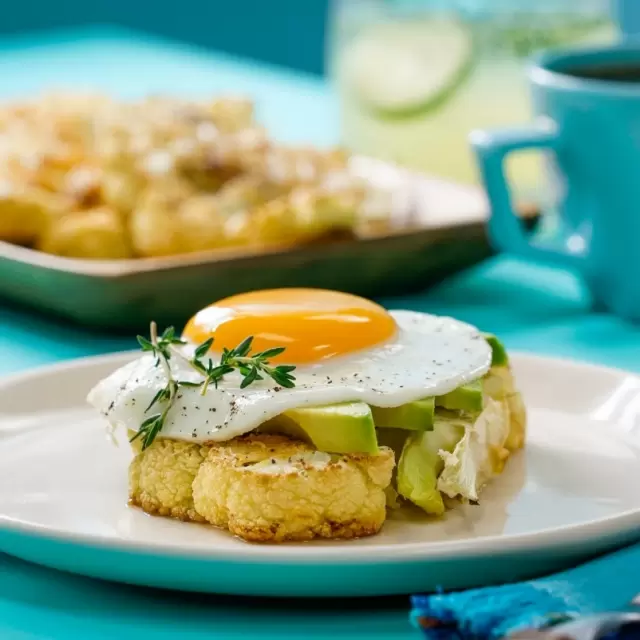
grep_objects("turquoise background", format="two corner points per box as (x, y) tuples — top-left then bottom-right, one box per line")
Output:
(0, 0), (328, 75)
(0, 0), (629, 77)
(3, 22), (640, 640)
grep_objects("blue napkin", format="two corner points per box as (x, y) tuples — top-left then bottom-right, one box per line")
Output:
(411, 542), (640, 639)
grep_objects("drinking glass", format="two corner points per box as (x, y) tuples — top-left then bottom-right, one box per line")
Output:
(329, 0), (616, 201)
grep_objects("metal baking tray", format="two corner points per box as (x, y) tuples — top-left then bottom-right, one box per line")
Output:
(0, 157), (533, 332)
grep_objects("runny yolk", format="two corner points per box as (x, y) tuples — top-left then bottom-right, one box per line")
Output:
(182, 288), (397, 365)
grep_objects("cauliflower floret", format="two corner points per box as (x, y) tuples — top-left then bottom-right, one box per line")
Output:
(483, 365), (527, 451)
(192, 434), (395, 542)
(435, 365), (527, 504)
(129, 434), (208, 522)
(506, 391), (526, 451)
(436, 397), (511, 503)
(128, 433), (394, 542)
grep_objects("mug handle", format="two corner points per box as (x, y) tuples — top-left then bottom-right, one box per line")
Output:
(470, 121), (582, 271)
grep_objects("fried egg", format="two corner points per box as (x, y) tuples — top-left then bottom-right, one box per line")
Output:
(87, 288), (491, 442)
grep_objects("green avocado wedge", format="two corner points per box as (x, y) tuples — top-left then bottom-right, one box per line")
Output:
(437, 379), (483, 413)
(259, 401), (378, 454)
(375, 426), (410, 460)
(370, 397), (435, 431)
(396, 414), (466, 516)
(485, 334), (509, 366)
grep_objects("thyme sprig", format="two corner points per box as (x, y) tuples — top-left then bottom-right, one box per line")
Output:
(190, 336), (297, 393)
(130, 322), (296, 450)
(130, 323), (186, 450)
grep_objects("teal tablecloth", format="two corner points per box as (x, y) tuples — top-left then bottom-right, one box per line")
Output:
(3, 26), (640, 640)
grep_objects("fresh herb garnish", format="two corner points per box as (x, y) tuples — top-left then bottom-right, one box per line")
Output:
(195, 336), (297, 393)
(130, 324), (188, 450)
(130, 322), (296, 450)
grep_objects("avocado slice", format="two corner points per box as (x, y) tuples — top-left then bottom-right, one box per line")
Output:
(437, 380), (483, 413)
(370, 397), (435, 431)
(376, 426), (411, 460)
(485, 334), (508, 366)
(396, 414), (466, 516)
(260, 401), (378, 454)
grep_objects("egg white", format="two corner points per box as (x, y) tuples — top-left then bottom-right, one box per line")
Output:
(87, 311), (491, 443)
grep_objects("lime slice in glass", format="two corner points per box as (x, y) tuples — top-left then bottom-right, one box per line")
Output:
(342, 18), (474, 119)
(493, 16), (614, 58)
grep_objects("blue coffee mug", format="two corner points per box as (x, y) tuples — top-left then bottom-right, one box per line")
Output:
(471, 44), (640, 321)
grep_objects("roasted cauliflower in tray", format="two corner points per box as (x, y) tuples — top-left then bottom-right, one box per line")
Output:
(0, 93), (389, 259)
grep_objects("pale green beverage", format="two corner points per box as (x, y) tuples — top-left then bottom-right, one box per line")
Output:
(331, 0), (616, 197)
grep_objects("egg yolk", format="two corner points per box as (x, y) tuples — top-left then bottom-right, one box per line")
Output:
(183, 288), (397, 365)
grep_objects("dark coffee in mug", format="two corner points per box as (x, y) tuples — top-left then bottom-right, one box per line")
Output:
(563, 62), (640, 82)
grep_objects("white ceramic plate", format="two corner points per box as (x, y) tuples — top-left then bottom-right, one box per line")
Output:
(1, 352), (640, 597)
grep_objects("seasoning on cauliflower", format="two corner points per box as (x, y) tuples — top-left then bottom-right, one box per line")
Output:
(192, 434), (395, 542)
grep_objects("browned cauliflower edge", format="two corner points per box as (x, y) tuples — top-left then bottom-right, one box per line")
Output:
(128, 432), (395, 542)
(128, 434), (208, 523)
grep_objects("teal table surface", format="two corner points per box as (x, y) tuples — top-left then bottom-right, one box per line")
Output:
(3, 26), (640, 640)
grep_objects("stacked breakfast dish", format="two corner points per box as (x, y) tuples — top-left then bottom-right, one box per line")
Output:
(87, 288), (525, 542)
(0, 93), (390, 259)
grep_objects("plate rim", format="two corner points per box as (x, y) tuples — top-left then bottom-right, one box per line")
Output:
(1, 350), (639, 566)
